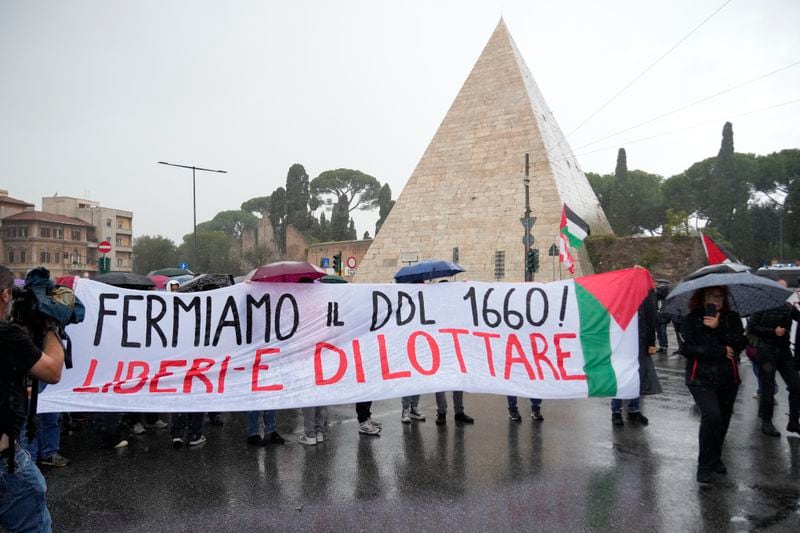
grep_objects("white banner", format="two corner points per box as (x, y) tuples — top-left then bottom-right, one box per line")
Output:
(39, 269), (652, 412)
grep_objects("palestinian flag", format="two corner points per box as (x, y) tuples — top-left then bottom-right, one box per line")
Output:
(573, 267), (655, 397)
(560, 205), (590, 274)
(700, 231), (737, 265)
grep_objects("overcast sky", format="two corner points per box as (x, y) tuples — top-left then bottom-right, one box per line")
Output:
(1, 0), (798, 244)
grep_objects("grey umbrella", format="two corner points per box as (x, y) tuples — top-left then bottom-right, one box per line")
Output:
(681, 262), (751, 281)
(94, 272), (156, 289)
(177, 274), (235, 293)
(662, 271), (792, 317)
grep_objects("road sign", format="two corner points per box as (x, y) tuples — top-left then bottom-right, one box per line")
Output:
(98, 241), (112, 254)
(520, 216), (537, 232)
(346, 256), (357, 269)
(522, 234), (534, 247)
(548, 243), (559, 256)
(179, 262), (189, 270)
(321, 257), (330, 268)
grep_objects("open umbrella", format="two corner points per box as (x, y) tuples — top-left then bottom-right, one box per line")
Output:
(178, 274), (235, 292)
(681, 262), (751, 281)
(394, 259), (465, 283)
(663, 271), (792, 317)
(148, 274), (170, 289)
(94, 272), (155, 289)
(148, 267), (194, 277)
(319, 274), (347, 284)
(245, 261), (326, 283)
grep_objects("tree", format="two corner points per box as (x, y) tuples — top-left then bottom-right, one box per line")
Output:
(586, 172), (614, 215)
(241, 196), (271, 218)
(606, 148), (631, 235)
(196, 210), (259, 240)
(375, 183), (394, 235)
(132, 235), (178, 275)
(318, 211), (329, 242)
(285, 163), (314, 232)
(243, 243), (280, 270)
(178, 230), (239, 274)
(348, 219), (357, 240)
(706, 122), (749, 237)
(310, 169), (381, 214)
(328, 195), (350, 241)
(362, 231), (371, 240)
(269, 187), (287, 253)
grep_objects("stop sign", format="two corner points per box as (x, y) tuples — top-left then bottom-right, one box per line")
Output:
(98, 241), (112, 254)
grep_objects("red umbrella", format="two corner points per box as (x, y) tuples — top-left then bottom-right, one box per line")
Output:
(245, 261), (326, 283)
(148, 274), (170, 289)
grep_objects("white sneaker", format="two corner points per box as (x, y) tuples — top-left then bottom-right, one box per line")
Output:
(132, 422), (146, 435)
(366, 418), (382, 429)
(148, 419), (168, 429)
(188, 435), (207, 446)
(316, 433), (325, 443)
(401, 407), (411, 423)
(114, 439), (129, 449)
(409, 408), (426, 421)
(298, 435), (317, 446)
(359, 421), (381, 435)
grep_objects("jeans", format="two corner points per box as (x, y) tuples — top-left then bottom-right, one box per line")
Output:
(611, 397), (641, 414)
(656, 321), (668, 349)
(246, 411), (276, 437)
(401, 395), (420, 409)
(0, 446), (52, 533)
(170, 413), (204, 441)
(20, 412), (60, 463)
(301, 407), (328, 438)
(435, 391), (464, 415)
(689, 385), (739, 472)
(507, 396), (541, 411)
(757, 347), (800, 422)
(355, 402), (372, 424)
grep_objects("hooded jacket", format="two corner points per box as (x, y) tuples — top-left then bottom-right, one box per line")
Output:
(680, 308), (747, 389)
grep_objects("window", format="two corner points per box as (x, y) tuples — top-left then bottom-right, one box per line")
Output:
(117, 258), (123, 267)
(7, 250), (14, 263)
(116, 238), (123, 246)
(452, 247), (459, 263)
(18, 227), (27, 238)
(494, 250), (505, 280)
(106, 218), (112, 227)
(20, 250), (27, 263)
(72, 230), (81, 241)
(40, 249), (50, 263)
(40, 227), (51, 238)
(5, 227), (16, 238)
(54, 228), (64, 239)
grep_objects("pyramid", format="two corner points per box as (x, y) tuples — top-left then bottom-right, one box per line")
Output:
(355, 19), (612, 283)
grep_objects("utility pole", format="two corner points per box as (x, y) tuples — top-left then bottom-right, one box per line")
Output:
(523, 153), (534, 282)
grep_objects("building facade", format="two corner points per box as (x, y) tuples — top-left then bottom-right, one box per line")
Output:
(42, 196), (134, 272)
(1, 210), (94, 279)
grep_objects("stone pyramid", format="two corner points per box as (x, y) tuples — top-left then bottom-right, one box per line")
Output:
(355, 19), (612, 283)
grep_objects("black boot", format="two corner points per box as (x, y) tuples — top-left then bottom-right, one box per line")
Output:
(761, 420), (781, 437)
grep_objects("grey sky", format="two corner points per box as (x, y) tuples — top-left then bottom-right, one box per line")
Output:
(1, 0), (798, 244)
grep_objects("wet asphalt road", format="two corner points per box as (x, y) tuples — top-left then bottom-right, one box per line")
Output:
(43, 346), (800, 532)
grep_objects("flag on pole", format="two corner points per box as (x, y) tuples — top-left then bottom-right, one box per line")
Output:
(700, 231), (736, 265)
(560, 204), (591, 274)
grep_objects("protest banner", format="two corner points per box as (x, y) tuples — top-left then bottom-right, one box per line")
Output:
(38, 268), (654, 412)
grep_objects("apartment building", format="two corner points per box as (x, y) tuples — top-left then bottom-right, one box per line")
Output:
(42, 196), (134, 272)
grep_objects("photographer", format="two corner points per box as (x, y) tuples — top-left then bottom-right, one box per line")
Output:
(1, 266), (67, 532)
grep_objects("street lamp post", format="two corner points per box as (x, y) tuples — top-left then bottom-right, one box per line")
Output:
(157, 161), (227, 270)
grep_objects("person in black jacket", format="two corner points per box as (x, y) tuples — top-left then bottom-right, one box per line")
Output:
(747, 279), (800, 437)
(680, 285), (747, 484)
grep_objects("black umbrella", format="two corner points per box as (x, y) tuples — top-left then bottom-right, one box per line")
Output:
(94, 272), (155, 289)
(177, 274), (235, 293)
(681, 262), (751, 281)
(148, 267), (194, 277)
(663, 271), (792, 317)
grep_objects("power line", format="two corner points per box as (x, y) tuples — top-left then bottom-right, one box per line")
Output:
(569, 98), (800, 162)
(565, 0), (734, 139)
(573, 60), (800, 152)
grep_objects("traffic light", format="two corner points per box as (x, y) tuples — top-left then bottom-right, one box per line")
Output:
(332, 252), (342, 275)
(526, 249), (540, 273)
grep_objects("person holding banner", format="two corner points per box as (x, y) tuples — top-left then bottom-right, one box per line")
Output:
(246, 410), (284, 445)
(680, 286), (746, 484)
(507, 397), (543, 421)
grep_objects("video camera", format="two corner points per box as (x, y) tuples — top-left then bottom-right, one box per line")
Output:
(10, 267), (85, 369)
